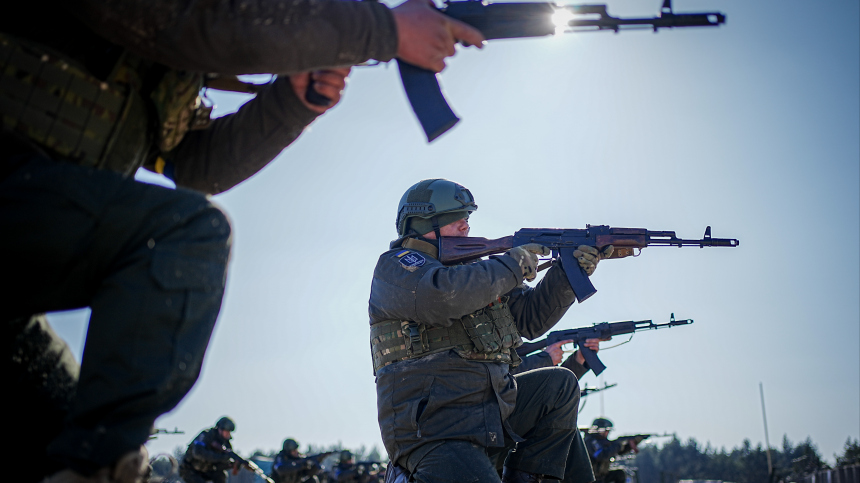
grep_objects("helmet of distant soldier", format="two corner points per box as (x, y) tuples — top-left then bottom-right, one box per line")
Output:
(215, 417), (236, 432)
(283, 438), (299, 452)
(591, 418), (614, 432)
(395, 179), (477, 237)
(340, 450), (353, 462)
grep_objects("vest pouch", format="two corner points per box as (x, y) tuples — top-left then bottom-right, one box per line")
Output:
(401, 320), (429, 357)
(459, 297), (522, 354)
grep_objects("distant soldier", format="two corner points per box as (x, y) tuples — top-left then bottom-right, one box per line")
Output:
(271, 438), (332, 483)
(179, 417), (237, 483)
(333, 450), (383, 483)
(583, 418), (641, 483)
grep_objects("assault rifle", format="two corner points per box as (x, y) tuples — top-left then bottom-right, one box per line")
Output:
(227, 451), (276, 483)
(439, 225), (738, 303)
(581, 382), (617, 398)
(147, 427), (184, 440)
(307, 451), (336, 462)
(396, 0), (726, 141)
(516, 315), (693, 375)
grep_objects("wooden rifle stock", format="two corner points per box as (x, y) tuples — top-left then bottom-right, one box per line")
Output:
(438, 235), (514, 264)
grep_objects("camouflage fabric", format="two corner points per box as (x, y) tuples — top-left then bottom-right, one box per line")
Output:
(0, 33), (151, 174)
(370, 298), (522, 373)
(455, 296), (522, 364)
(149, 70), (208, 152)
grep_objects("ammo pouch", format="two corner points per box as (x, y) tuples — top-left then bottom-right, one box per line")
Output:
(0, 33), (208, 175)
(370, 298), (523, 374)
(459, 296), (522, 354)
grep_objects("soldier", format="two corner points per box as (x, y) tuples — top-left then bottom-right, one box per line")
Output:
(583, 418), (640, 483)
(271, 439), (331, 483)
(368, 179), (615, 483)
(2, 0), (486, 482)
(178, 417), (237, 483)
(509, 339), (604, 482)
(332, 451), (383, 483)
(513, 339), (604, 374)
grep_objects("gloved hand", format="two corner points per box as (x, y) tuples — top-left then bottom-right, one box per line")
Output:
(573, 245), (614, 276)
(505, 243), (550, 282)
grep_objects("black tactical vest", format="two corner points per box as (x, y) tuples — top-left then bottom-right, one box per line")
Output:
(370, 296), (524, 374)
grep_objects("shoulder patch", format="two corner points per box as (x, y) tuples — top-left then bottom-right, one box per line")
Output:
(398, 251), (426, 272)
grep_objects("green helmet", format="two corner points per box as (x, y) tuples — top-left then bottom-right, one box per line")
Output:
(396, 179), (477, 237)
(340, 450), (353, 461)
(215, 417), (236, 432)
(283, 438), (299, 452)
(591, 418), (613, 431)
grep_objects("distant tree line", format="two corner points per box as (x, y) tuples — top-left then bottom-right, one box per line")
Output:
(631, 435), (859, 483)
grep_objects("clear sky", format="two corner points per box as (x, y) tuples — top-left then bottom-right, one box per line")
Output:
(49, 0), (858, 468)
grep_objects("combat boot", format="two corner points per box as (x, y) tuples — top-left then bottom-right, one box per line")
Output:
(501, 467), (543, 483)
(42, 446), (149, 483)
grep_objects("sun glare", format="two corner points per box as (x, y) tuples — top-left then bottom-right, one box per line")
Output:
(551, 8), (575, 35)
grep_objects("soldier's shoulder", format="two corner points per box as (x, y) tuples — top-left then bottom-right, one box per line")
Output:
(376, 247), (439, 273)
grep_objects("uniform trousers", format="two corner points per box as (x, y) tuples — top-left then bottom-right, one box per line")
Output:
(2, 142), (231, 477)
(403, 367), (595, 482)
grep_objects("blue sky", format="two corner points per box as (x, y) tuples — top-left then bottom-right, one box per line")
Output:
(51, 0), (858, 467)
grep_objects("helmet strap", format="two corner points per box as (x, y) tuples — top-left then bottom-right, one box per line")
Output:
(431, 217), (442, 247)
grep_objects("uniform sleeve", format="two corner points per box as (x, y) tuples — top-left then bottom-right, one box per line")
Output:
(506, 261), (577, 340)
(510, 351), (554, 374)
(166, 76), (316, 194)
(189, 431), (232, 464)
(273, 456), (306, 475)
(70, 0), (398, 74)
(369, 252), (522, 328)
(590, 438), (623, 462)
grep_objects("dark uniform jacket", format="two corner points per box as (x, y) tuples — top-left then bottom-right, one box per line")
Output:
(181, 428), (234, 476)
(583, 433), (632, 478)
(272, 451), (322, 483)
(369, 238), (579, 464)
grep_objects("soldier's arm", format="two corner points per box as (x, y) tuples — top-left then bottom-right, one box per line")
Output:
(189, 434), (233, 464)
(274, 458), (306, 475)
(369, 253), (522, 328)
(68, 0), (397, 74)
(505, 262), (576, 340)
(165, 76), (319, 194)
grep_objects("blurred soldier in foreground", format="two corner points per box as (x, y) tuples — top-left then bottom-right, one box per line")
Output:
(271, 438), (333, 483)
(2, 0), (485, 481)
(584, 418), (642, 483)
(369, 179), (614, 482)
(178, 417), (237, 483)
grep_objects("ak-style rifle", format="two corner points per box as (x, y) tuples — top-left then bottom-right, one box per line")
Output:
(439, 225), (738, 303)
(516, 315), (693, 375)
(398, 0), (726, 141)
(581, 382), (617, 398)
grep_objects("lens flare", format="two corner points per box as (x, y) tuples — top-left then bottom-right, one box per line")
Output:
(551, 8), (575, 34)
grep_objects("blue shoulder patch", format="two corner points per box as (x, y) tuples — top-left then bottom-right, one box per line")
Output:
(398, 251), (426, 271)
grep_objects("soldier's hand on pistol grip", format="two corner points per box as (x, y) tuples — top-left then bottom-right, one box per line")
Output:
(573, 245), (614, 276)
(505, 243), (550, 282)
